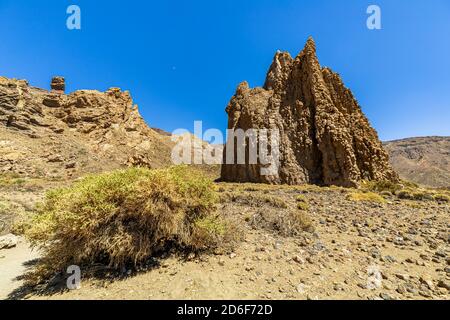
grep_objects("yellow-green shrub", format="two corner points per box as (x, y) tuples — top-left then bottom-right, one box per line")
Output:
(23, 166), (234, 283)
(434, 194), (450, 202)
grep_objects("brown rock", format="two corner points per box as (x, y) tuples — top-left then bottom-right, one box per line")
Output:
(221, 37), (398, 187)
(0, 76), (173, 178)
(51, 76), (65, 93)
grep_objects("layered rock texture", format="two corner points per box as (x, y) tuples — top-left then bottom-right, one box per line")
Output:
(0, 76), (173, 178)
(221, 38), (398, 187)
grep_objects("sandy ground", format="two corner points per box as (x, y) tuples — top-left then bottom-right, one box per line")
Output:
(0, 241), (40, 299)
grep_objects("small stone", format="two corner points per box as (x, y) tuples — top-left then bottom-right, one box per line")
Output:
(420, 277), (435, 291)
(419, 290), (432, 298)
(333, 283), (345, 291)
(380, 293), (393, 300)
(296, 284), (307, 294)
(65, 162), (76, 169)
(369, 248), (381, 259)
(393, 237), (405, 246)
(382, 255), (397, 263)
(293, 255), (305, 264)
(435, 250), (446, 258)
(0, 234), (19, 250)
(395, 273), (410, 281)
(396, 285), (406, 295)
(437, 280), (450, 291)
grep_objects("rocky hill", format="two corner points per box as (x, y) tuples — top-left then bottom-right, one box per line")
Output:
(385, 137), (450, 188)
(0, 76), (174, 180)
(221, 38), (398, 187)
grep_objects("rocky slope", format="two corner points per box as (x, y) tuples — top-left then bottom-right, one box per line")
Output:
(221, 38), (398, 187)
(0, 76), (174, 179)
(385, 137), (450, 189)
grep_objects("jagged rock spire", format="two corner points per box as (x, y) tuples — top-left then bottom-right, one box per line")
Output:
(221, 38), (398, 187)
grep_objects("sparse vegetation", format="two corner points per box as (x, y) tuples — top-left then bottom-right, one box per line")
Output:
(0, 173), (26, 188)
(21, 166), (238, 284)
(219, 192), (288, 209)
(363, 180), (403, 194)
(249, 209), (314, 237)
(362, 179), (449, 204)
(434, 194), (449, 202)
(295, 195), (310, 211)
(347, 191), (386, 203)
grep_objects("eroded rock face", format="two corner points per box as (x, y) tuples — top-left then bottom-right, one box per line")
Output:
(221, 38), (398, 187)
(0, 76), (173, 178)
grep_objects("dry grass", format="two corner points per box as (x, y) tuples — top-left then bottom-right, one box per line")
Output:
(248, 209), (314, 237)
(433, 194), (449, 202)
(362, 180), (449, 203)
(0, 173), (26, 188)
(347, 191), (386, 204)
(21, 166), (238, 284)
(295, 195), (310, 211)
(219, 192), (288, 209)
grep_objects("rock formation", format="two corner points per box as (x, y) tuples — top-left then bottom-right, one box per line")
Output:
(0, 76), (173, 178)
(221, 38), (399, 187)
(50, 76), (66, 93)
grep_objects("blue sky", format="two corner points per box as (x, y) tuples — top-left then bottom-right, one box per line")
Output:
(0, 0), (449, 141)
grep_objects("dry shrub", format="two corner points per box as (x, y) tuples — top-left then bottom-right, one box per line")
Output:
(295, 195), (310, 211)
(433, 194), (449, 202)
(363, 180), (404, 194)
(23, 166), (236, 283)
(219, 192), (288, 209)
(249, 209), (314, 237)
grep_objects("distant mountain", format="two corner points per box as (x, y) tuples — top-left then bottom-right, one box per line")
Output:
(385, 136), (450, 188)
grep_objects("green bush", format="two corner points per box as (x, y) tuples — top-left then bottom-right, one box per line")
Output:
(23, 166), (236, 283)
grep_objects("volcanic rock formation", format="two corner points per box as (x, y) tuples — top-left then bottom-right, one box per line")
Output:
(0, 76), (173, 178)
(221, 38), (398, 187)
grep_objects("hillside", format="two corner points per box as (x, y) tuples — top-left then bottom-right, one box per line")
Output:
(385, 137), (450, 188)
(0, 76), (174, 180)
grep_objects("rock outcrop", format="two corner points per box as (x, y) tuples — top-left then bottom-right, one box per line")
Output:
(0, 76), (173, 178)
(221, 38), (398, 187)
(50, 76), (66, 93)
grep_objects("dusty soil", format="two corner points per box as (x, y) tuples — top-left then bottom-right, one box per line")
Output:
(0, 241), (40, 299)
(2, 183), (448, 300)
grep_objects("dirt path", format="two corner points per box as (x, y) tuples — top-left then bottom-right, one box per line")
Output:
(0, 241), (40, 300)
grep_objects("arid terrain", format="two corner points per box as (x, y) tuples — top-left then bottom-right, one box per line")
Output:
(0, 64), (449, 301)
(1, 181), (449, 300)
(385, 137), (450, 189)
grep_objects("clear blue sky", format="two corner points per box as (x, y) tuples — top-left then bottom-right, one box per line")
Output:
(1, 0), (449, 141)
